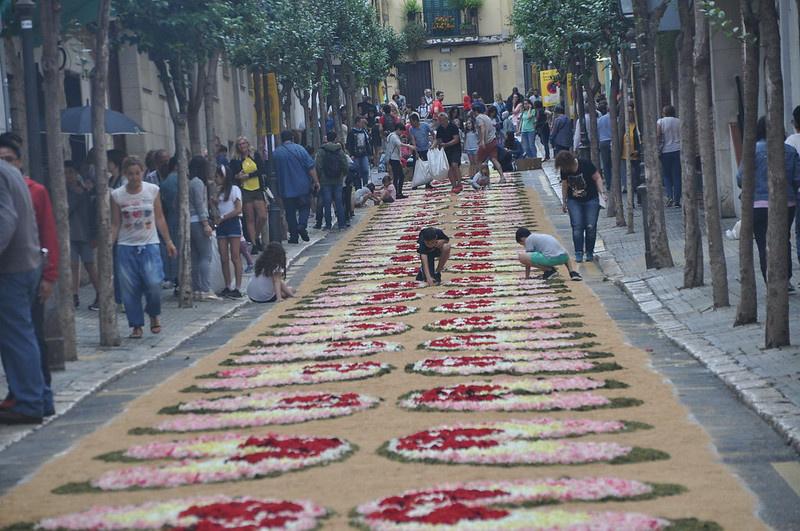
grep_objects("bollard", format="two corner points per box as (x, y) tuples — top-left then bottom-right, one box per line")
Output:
(636, 184), (654, 269)
(268, 198), (283, 243)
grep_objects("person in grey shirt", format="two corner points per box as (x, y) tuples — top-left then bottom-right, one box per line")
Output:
(0, 159), (53, 424)
(188, 156), (217, 300)
(515, 227), (582, 282)
(657, 105), (682, 207)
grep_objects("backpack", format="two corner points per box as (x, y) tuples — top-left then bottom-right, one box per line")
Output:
(322, 147), (344, 181)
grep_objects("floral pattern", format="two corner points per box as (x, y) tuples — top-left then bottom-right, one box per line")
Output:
(282, 305), (418, 325)
(353, 477), (671, 530)
(232, 340), (403, 364)
(37, 496), (328, 530)
(421, 331), (586, 351)
(147, 392), (380, 433)
(408, 352), (614, 377)
(301, 291), (421, 308)
(255, 321), (410, 345)
(423, 314), (565, 332)
(192, 361), (392, 391)
(432, 298), (563, 313)
(85, 433), (353, 490)
(381, 418), (645, 466)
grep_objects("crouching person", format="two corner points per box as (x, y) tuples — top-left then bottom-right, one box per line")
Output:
(515, 227), (581, 281)
(416, 226), (450, 286)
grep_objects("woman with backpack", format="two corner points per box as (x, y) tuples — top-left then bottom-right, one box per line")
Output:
(315, 130), (350, 230)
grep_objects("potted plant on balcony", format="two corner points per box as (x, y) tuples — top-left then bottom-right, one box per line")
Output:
(448, 0), (483, 17)
(404, 0), (422, 23)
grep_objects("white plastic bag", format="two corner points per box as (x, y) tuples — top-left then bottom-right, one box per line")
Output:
(411, 158), (433, 187)
(428, 148), (449, 180)
(209, 235), (225, 293)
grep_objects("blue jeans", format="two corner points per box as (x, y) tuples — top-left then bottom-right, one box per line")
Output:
(283, 195), (311, 240)
(354, 155), (370, 189)
(320, 183), (345, 228)
(566, 197), (601, 258)
(116, 244), (163, 328)
(521, 131), (537, 158)
(0, 268), (53, 417)
(660, 150), (682, 203)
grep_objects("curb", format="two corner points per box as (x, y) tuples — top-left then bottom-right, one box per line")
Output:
(534, 163), (800, 454)
(0, 226), (339, 454)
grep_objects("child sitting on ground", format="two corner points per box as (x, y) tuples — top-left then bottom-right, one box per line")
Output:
(515, 227), (582, 281)
(246, 242), (296, 303)
(471, 163), (491, 190)
(354, 182), (381, 207)
(380, 174), (396, 203)
(416, 226), (451, 286)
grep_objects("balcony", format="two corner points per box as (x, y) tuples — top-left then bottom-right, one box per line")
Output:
(422, 7), (478, 39)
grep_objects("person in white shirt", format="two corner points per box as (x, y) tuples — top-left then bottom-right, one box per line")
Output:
(213, 164), (244, 299)
(247, 242), (295, 303)
(786, 105), (800, 154)
(111, 156), (176, 339)
(657, 105), (682, 207)
(354, 182), (381, 206)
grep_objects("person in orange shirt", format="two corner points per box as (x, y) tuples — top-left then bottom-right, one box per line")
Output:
(432, 91), (446, 117)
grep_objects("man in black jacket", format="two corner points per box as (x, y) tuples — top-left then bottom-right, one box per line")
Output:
(346, 116), (372, 189)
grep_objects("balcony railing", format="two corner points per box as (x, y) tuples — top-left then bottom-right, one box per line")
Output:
(423, 7), (478, 38)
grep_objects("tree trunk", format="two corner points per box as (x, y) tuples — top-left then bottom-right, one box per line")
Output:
(621, 52), (635, 233)
(187, 61), (207, 156)
(188, 114), (202, 155)
(735, 0), (760, 326)
(585, 73), (601, 169)
(634, 0), (674, 268)
(310, 86), (321, 150)
(90, 0), (119, 346)
(204, 51), (221, 223)
(4, 35), (27, 171)
(253, 69), (265, 154)
(678, 0), (703, 288)
(40, 0), (76, 361)
(609, 53), (625, 226)
(760, 0), (790, 347)
(327, 59), (344, 139)
(156, 58), (193, 308)
(693, 4), (729, 307)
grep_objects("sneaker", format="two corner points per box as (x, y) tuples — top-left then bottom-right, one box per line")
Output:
(541, 268), (558, 281)
(570, 271), (583, 281)
(415, 268), (426, 282)
(226, 289), (243, 299)
(585, 253), (594, 262)
(299, 229), (310, 242)
(433, 272), (442, 285)
(244, 264), (254, 274)
(575, 253), (584, 263)
(217, 287), (231, 298)
(200, 291), (222, 301)
(73, 294), (79, 308)
(88, 299), (99, 311)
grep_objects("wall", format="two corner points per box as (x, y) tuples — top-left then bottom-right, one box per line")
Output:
(385, 0), (523, 106)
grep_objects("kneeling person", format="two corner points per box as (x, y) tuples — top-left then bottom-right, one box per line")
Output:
(515, 227), (581, 281)
(417, 226), (451, 286)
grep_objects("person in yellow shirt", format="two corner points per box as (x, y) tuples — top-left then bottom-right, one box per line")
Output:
(621, 103), (641, 194)
(230, 136), (268, 254)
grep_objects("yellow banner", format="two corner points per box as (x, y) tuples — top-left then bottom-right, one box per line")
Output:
(539, 69), (560, 108)
(267, 72), (281, 135)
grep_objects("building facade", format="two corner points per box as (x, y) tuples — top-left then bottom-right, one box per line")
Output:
(379, 0), (525, 109)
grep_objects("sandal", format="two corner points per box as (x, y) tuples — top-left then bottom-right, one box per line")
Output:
(150, 320), (162, 334)
(129, 327), (143, 339)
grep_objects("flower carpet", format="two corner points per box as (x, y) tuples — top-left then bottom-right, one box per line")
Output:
(0, 174), (760, 530)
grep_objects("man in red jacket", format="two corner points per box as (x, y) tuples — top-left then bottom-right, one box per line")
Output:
(0, 135), (58, 418)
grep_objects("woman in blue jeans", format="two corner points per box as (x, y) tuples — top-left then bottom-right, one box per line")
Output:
(556, 151), (606, 262)
(111, 156), (177, 339)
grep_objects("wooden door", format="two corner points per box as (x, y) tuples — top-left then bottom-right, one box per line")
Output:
(397, 61), (432, 110)
(465, 57), (494, 103)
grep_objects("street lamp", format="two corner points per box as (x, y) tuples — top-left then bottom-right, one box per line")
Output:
(16, 0), (43, 181)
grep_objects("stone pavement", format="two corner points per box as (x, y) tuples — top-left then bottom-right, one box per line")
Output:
(0, 213), (366, 452)
(535, 162), (800, 453)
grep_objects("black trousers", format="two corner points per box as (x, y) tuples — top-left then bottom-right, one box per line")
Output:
(390, 160), (404, 197)
(753, 206), (795, 282)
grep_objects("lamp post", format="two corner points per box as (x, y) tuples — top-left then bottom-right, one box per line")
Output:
(17, 0), (43, 181)
(263, 69), (284, 243)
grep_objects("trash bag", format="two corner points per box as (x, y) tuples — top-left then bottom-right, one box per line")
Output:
(411, 158), (433, 188)
(428, 148), (449, 180)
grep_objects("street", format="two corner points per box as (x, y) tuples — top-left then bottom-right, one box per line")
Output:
(1, 173), (798, 530)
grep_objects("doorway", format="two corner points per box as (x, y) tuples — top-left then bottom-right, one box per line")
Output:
(465, 56), (494, 103)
